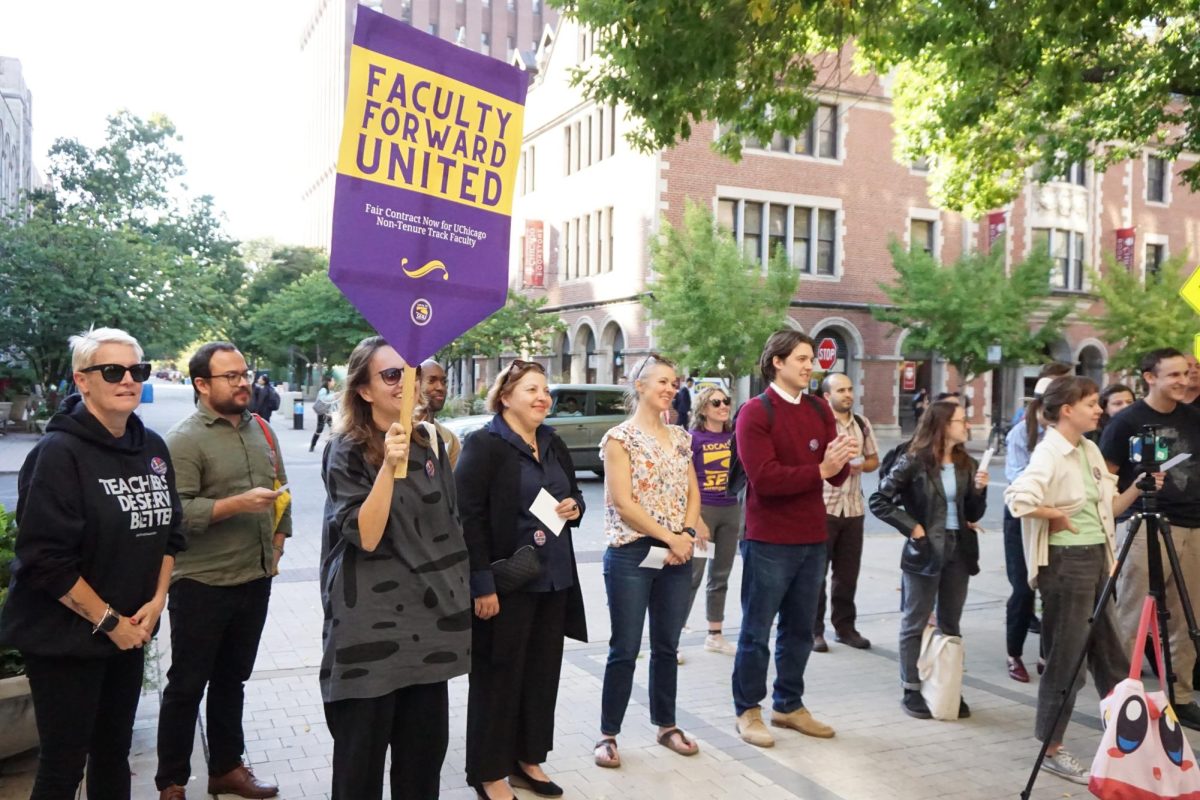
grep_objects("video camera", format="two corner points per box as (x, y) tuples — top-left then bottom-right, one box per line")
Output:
(1130, 424), (1169, 470)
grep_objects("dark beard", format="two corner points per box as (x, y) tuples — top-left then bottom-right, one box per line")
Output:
(211, 394), (249, 416)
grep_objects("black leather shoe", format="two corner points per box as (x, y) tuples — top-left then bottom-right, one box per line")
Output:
(958, 697), (971, 719)
(470, 780), (516, 800)
(834, 631), (871, 649)
(1176, 701), (1200, 731)
(812, 634), (829, 652)
(902, 689), (932, 719)
(511, 763), (564, 797)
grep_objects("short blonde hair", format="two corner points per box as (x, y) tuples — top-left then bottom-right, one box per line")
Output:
(69, 327), (144, 372)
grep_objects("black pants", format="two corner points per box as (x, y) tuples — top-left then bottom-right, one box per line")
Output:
(310, 414), (330, 450)
(1004, 507), (1037, 658)
(324, 681), (449, 800)
(466, 589), (568, 784)
(815, 514), (865, 637)
(24, 647), (145, 800)
(155, 577), (271, 790)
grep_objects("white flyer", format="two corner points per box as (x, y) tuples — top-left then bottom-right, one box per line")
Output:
(1162, 452), (1191, 472)
(692, 540), (710, 559)
(529, 488), (567, 536)
(639, 547), (668, 570)
(978, 448), (995, 475)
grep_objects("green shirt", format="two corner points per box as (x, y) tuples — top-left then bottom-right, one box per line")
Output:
(166, 402), (292, 586)
(1051, 442), (1107, 547)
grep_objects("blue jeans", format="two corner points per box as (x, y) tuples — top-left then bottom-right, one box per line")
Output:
(732, 540), (827, 715)
(600, 538), (692, 735)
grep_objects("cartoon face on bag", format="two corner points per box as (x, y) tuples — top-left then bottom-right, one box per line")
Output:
(1098, 690), (1196, 786)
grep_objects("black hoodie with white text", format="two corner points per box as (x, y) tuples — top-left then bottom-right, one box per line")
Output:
(0, 394), (186, 658)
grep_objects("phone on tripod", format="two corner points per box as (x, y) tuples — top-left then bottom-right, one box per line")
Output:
(1129, 425), (1169, 469)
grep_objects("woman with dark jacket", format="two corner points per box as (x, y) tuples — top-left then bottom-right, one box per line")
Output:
(457, 360), (587, 800)
(0, 328), (184, 800)
(320, 337), (470, 799)
(869, 399), (988, 720)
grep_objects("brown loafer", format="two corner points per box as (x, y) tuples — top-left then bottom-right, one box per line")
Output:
(207, 763), (278, 799)
(813, 634), (829, 653)
(159, 787), (187, 800)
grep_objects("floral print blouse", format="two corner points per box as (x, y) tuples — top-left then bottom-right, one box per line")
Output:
(600, 421), (692, 547)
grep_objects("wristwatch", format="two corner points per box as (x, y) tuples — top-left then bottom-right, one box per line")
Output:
(682, 527), (697, 539)
(93, 605), (119, 635)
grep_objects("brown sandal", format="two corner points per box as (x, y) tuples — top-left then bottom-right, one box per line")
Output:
(657, 727), (699, 756)
(594, 738), (620, 768)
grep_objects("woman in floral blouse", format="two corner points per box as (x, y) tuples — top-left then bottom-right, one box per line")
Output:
(593, 353), (708, 769)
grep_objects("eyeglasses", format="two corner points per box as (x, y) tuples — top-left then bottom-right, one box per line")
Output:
(378, 367), (406, 386)
(950, 417), (967, 424)
(81, 362), (153, 384)
(633, 352), (676, 381)
(200, 370), (254, 386)
(709, 397), (732, 407)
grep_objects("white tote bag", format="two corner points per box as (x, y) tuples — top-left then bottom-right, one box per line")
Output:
(918, 624), (964, 720)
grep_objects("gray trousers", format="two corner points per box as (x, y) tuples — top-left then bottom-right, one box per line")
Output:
(685, 503), (742, 624)
(898, 532), (971, 689)
(1035, 544), (1127, 745)
(1114, 524), (1200, 703)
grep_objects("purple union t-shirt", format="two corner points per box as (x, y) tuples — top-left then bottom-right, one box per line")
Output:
(690, 429), (736, 507)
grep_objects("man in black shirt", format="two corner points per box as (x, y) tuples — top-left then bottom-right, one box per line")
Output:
(1100, 347), (1200, 729)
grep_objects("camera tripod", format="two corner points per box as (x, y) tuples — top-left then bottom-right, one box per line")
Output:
(1021, 470), (1200, 797)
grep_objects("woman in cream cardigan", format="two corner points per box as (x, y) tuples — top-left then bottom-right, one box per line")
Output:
(1005, 376), (1160, 786)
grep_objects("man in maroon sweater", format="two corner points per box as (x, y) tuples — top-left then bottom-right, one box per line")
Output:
(732, 330), (857, 748)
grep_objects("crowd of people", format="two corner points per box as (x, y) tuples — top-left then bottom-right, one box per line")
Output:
(3, 325), (1197, 799)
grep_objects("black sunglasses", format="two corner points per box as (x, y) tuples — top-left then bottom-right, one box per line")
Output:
(709, 397), (732, 407)
(378, 367), (406, 386)
(81, 362), (153, 384)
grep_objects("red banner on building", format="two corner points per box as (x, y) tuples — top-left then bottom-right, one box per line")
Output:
(987, 212), (1006, 251)
(524, 220), (544, 287)
(1116, 228), (1136, 270)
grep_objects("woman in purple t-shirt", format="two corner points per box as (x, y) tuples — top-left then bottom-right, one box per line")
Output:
(681, 385), (741, 657)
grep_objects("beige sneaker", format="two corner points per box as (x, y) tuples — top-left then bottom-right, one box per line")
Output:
(704, 633), (737, 655)
(736, 707), (775, 748)
(771, 707), (835, 738)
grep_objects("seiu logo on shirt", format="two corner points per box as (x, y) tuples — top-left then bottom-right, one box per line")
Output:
(97, 474), (173, 534)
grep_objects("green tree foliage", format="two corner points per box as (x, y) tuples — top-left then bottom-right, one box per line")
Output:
(646, 201), (798, 394)
(240, 270), (376, 369)
(1091, 256), (1196, 372)
(559, 0), (1200, 213)
(872, 244), (1073, 387)
(438, 292), (566, 362)
(0, 111), (245, 374)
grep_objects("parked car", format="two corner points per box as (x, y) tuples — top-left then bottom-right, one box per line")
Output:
(439, 383), (627, 474)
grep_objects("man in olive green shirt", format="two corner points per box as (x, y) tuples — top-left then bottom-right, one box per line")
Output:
(155, 343), (289, 800)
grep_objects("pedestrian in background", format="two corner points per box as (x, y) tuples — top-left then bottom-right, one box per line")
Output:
(1086, 383), (1135, 445)
(594, 354), (706, 769)
(671, 375), (692, 427)
(813, 372), (878, 652)
(682, 384), (739, 656)
(1006, 376), (1154, 785)
(320, 337), (470, 800)
(156, 342), (288, 800)
(250, 374), (280, 422)
(310, 376), (337, 452)
(457, 359), (587, 800)
(0, 328), (184, 800)
(870, 399), (987, 720)
(731, 330), (854, 749)
(416, 358), (461, 467)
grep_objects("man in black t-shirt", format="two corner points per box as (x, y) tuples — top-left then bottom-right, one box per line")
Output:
(1100, 347), (1200, 729)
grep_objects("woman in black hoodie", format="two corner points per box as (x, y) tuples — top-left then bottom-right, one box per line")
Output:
(0, 328), (185, 800)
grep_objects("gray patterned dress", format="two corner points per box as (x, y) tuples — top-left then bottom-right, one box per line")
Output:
(319, 430), (471, 702)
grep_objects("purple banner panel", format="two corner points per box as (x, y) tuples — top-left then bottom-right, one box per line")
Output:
(329, 6), (527, 364)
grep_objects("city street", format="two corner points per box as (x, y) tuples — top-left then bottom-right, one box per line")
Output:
(0, 383), (1155, 799)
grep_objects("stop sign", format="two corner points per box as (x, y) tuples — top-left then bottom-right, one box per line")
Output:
(816, 337), (838, 371)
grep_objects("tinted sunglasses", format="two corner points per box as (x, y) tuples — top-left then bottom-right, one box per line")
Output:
(378, 367), (406, 386)
(81, 362), (153, 384)
(709, 397), (732, 407)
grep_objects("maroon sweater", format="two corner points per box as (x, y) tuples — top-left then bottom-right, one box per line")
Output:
(736, 387), (848, 545)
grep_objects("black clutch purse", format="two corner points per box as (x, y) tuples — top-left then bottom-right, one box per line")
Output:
(490, 545), (543, 594)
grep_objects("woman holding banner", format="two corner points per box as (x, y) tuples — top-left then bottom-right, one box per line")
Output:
(457, 359), (587, 799)
(319, 336), (470, 800)
(594, 353), (707, 769)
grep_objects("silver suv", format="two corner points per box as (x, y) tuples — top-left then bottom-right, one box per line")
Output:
(440, 383), (627, 473)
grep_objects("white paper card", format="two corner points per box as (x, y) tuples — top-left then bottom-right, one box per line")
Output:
(639, 547), (668, 570)
(692, 540), (710, 559)
(978, 448), (995, 475)
(1162, 452), (1191, 472)
(529, 488), (567, 536)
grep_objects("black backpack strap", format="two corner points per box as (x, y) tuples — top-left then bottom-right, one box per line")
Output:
(758, 391), (774, 427)
(852, 412), (870, 438)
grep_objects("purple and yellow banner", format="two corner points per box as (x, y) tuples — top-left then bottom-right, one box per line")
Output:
(329, 6), (527, 363)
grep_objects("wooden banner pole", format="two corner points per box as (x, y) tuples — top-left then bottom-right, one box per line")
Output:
(393, 365), (418, 479)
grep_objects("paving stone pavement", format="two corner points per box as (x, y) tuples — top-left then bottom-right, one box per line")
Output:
(0, 384), (1193, 798)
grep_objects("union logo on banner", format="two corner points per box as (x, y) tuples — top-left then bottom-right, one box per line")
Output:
(1116, 228), (1136, 270)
